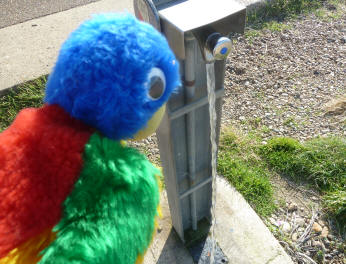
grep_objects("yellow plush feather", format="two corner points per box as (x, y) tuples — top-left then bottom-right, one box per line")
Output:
(0, 228), (56, 264)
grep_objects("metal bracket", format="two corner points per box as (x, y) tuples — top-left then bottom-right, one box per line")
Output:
(170, 88), (224, 119)
(180, 177), (212, 199)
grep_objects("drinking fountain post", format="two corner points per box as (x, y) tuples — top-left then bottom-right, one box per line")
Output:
(134, 0), (246, 242)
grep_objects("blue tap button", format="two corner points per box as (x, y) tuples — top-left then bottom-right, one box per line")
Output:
(220, 47), (228, 55)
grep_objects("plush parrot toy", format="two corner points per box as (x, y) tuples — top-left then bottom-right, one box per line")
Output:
(0, 13), (180, 264)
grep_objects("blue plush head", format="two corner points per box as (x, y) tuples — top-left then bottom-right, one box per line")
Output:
(45, 13), (180, 140)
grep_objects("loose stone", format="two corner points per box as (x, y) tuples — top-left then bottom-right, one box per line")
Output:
(312, 222), (323, 233)
(292, 232), (298, 242)
(288, 202), (298, 212)
(312, 240), (323, 248)
(281, 222), (291, 233)
(321, 227), (329, 238)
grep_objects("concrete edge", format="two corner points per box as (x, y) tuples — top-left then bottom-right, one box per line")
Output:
(215, 176), (295, 264)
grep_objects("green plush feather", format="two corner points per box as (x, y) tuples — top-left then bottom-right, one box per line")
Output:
(39, 133), (160, 264)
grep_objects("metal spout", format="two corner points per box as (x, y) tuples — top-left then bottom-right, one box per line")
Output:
(204, 33), (232, 63)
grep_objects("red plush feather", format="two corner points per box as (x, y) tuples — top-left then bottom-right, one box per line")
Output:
(0, 104), (93, 257)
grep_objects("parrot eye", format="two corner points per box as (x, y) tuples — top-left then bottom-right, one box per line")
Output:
(147, 67), (166, 100)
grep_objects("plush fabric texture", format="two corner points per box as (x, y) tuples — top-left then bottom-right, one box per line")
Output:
(0, 105), (94, 258)
(1, 13), (180, 263)
(44, 13), (180, 140)
(39, 133), (161, 264)
(0, 229), (56, 264)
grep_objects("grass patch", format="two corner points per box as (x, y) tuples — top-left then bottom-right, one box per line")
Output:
(262, 21), (292, 32)
(260, 136), (346, 228)
(244, 29), (261, 41)
(247, 0), (323, 28)
(243, 0), (343, 39)
(314, 0), (344, 21)
(260, 137), (346, 192)
(218, 128), (276, 217)
(0, 76), (46, 132)
(218, 128), (345, 230)
(323, 191), (346, 227)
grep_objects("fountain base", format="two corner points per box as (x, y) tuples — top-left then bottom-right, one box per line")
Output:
(189, 237), (228, 264)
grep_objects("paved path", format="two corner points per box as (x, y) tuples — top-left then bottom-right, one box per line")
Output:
(0, 0), (101, 28)
(0, 0), (133, 93)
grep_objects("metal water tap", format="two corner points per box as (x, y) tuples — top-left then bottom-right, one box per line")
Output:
(205, 33), (232, 62)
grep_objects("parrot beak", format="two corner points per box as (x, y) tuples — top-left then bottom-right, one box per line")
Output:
(131, 104), (166, 141)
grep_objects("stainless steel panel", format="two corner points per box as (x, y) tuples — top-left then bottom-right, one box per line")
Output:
(158, 0), (245, 32)
(158, 0), (246, 59)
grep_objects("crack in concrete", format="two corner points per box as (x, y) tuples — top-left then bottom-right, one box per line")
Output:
(265, 250), (284, 264)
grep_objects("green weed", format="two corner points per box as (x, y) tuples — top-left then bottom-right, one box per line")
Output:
(244, 0), (340, 38)
(314, 1), (344, 21)
(316, 250), (324, 263)
(283, 116), (299, 128)
(315, 9), (327, 18)
(323, 191), (346, 228)
(244, 29), (261, 40)
(262, 21), (292, 32)
(260, 125), (271, 134)
(248, 117), (263, 129)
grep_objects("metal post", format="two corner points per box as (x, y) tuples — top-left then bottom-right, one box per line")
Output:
(134, 0), (246, 242)
(184, 33), (197, 230)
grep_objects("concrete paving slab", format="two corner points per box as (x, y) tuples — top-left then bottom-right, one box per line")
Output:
(143, 192), (194, 264)
(0, 0), (101, 28)
(214, 177), (294, 264)
(0, 0), (133, 93)
(144, 177), (294, 264)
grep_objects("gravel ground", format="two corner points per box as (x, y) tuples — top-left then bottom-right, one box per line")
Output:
(223, 7), (345, 142)
(265, 174), (345, 264)
(223, 4), (345, 263)
(133, 3), (345, 264)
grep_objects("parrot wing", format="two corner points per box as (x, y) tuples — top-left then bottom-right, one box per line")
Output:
(39, 133), (161, 264)
(0, 105), (93, 259)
